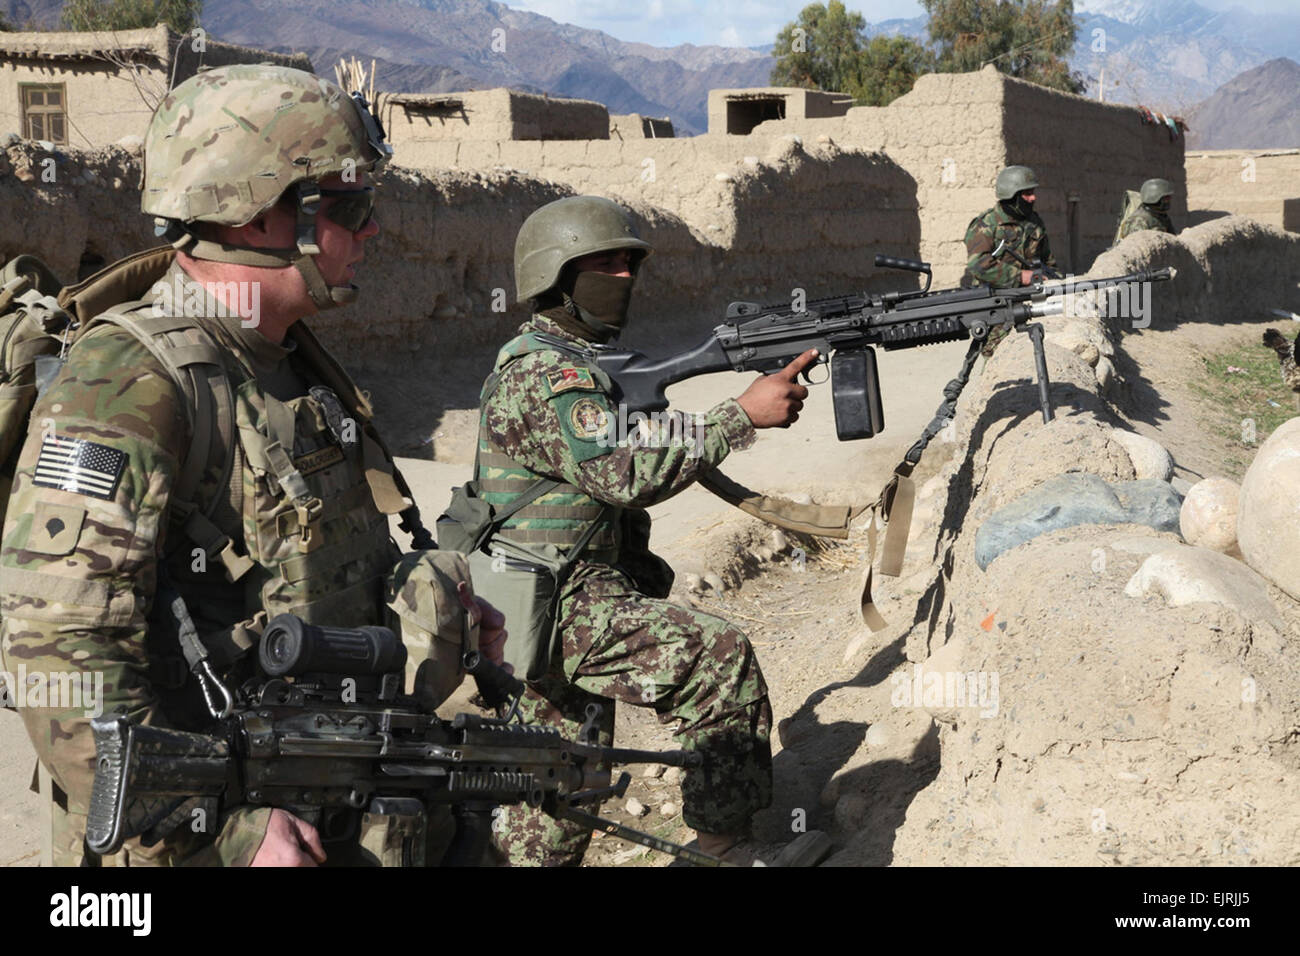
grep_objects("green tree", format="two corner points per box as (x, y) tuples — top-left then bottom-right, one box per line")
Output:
(771, 2), (933, 106)
(61, 0), (203, 34)
(853, 34), (935, 106)
(923, 0), (1084, 94)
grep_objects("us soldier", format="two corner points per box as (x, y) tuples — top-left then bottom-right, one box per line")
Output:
(476, 196), (815, 866)
(1115, 178), (1176, 241)
(0, 65), (503, 866)
(963, 165), (1058, 358)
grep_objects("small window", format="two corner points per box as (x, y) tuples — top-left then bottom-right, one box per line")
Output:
(21, 84), (68, 145)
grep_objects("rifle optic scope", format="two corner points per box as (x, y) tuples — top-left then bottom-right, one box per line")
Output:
(259, 614), (407, 677)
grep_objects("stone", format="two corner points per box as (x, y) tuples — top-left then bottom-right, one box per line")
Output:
(114, 134), (143, 154)
(642, 764), (665, 779)
(865, 723), (891, 748)
(682, 572), (704, 593)
(660, 801), (678, 817)
(1237, 416), (1300, 600)
(975, 475), (1182, 570)
(834, 792), (867, 830)
(662, 767), (683, 786)
(702, 572), (725, 592)
(1074, 343), (1101, 368)
(1124, 544), (1284, 631)
(769, 529), (789, 554)
(1109, 429), (1175, 481)
(1094, 355), (1116, 390)
(1179, 477), (1240, 555)
(624, 797), (648, 817)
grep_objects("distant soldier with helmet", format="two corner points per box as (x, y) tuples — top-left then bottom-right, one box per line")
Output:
(962, 165), (1058, 357)
(1115, 178), (1177, 243)
(460, 195), (820, 866)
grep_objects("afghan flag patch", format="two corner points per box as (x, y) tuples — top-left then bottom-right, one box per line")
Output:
(545, 367), (595, 395)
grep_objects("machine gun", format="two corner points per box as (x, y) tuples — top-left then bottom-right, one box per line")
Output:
(86, 614), (723, 866)
(581, 255), (1174, 444)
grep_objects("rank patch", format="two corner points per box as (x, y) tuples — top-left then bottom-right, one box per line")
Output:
(33, 436), (127, 500)
(568, 397), (609, 440)
(546, 367), (595, 395)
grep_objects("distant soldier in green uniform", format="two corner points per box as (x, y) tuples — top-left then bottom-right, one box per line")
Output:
(962, 165), (1058, 358)
(0, 65), (503, 866)
(474, 196), (816, 866)
(1115, 178), (1176, 242)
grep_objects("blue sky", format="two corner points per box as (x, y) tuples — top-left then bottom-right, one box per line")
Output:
(498, 1), (1300, 48)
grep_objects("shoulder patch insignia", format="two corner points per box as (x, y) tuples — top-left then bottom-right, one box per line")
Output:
(568, 397), (609, 440)
(32, 435), (127, 501)
(546, 367), (596, 395)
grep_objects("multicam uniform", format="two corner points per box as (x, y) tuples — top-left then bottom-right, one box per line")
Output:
(963, 203), (1057, 357)
(1116, 204), (1174, 241)
(0, 262), (462, 865)
(483, 314), (773, 866)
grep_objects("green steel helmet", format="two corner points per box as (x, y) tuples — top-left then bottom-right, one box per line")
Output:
(995, 165), (1039, 201)
(1140, 178), (1175, 205)
(514, 195), (653, 302)
(143, 64), (390, 227)
(142, 64), (392, 310)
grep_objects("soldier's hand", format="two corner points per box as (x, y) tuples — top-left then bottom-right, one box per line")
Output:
(1020, 269), (1036, 286)
(476, 597), (509, 671)
(250, 809), (327, 867)
(736, 349), (818, 429)
(456, 581), (511, 672)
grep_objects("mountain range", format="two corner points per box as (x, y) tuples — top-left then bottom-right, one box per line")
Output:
(1184, 56), (1300, 149)
(4, 0), (1298, 143)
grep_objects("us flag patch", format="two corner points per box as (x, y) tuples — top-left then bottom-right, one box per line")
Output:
(33, 436), (127, 501)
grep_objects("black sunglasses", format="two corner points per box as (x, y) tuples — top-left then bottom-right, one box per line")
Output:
(317, 186), (376, 232)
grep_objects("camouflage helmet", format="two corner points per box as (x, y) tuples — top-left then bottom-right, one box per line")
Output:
(142, 64), (392, 310)
(1140, 178), (1175, 205)
(515, 195), (652, 302)
(995, 165), (1039, 201)
(143, 64), (390, 226)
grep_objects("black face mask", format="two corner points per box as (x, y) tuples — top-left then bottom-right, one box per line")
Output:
(564, 271), (636, 342)
(1007, 193), (1035, 219)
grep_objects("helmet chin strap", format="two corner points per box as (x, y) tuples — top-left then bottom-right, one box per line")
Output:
(167, 181), (358, 310)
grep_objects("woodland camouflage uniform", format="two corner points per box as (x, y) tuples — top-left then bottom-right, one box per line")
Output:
(963, 168), (1057, 359)
(0, 66), (468, 866)
(1115, 203), (1174, 241)
(482, 199), (772, 865)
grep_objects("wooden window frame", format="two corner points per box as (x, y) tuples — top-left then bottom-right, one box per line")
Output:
(20, 83), (68, 145)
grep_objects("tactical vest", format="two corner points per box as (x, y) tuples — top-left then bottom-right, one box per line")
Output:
(81, 256), (415, 683)
(475, 330), (620, 563)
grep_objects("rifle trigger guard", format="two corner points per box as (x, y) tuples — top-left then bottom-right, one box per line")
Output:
(801, 358), (830, 385)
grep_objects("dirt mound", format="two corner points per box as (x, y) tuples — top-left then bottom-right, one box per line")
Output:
(824, 215), (1300, 866)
